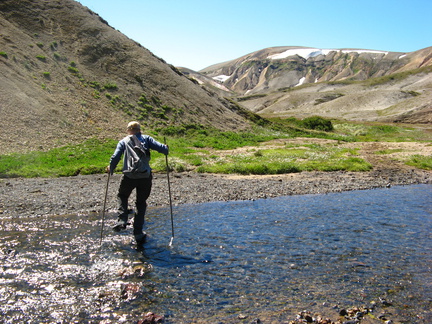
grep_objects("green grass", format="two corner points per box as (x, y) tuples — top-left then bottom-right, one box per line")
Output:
(374, 149), (404, 155)
(333, 121), (430, 142)
(196, 144), (372, 175)
(0, 139), (118, 178)
(406, 155), (432, 170)
(0, 120), (430, 178)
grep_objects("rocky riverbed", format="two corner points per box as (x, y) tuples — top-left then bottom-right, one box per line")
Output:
(1, 166), (431, 219)
(1, 169), (431, 324)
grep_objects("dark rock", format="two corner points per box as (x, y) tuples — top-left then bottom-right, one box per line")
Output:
(137, 312), (164, 324)
(339, 309), (348, 316)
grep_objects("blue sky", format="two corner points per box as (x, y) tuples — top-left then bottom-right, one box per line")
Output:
(77, 0), (431, 71)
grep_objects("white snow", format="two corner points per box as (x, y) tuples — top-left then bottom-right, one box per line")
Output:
(341, 49), (388, 55)
(213, 75), (231, 82)
(399, 54), (407, 59)
(268, 48), (389, 60)
(268, 48), (334, 60)
(295, 77), (306, 87)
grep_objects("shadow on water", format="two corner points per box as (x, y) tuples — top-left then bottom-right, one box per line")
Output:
(0, 184), (431, 323)
(138, 237), (213, 268)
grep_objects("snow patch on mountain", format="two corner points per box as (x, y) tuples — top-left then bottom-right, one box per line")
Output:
(295, 77), (306, 87)
(213, 75), (231, 82)
(268, 48), (333, 60)
(268, 48), (389, 60)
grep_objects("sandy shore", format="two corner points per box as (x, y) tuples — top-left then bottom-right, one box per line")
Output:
(1, 166), (431, 219)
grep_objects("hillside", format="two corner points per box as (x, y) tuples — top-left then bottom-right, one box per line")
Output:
(0, 0), (254, 154)
(197, 46), (432, 123)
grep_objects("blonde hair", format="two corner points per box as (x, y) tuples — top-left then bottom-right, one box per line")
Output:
(127, 121), (141, 131)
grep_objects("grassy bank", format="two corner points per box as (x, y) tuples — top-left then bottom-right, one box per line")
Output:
(0, 119), (430, 178)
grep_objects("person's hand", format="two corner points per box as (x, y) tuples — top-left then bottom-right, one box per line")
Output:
(106, 165), (110, 174)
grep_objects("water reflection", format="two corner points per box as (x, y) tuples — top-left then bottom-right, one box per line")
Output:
(0, 184), (431, 323)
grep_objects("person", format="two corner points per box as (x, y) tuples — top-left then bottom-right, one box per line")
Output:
(107, 121), (169, 246)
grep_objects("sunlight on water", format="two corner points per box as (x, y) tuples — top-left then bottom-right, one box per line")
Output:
(1, 184), (431, 323)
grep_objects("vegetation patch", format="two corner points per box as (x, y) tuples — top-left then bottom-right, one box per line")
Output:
(374, 149), (404, 155)
(406, 155), (432, 170)
(300, 116), (334, 131)
(103, 82), (118, 90)
(196, 144), (371, 175)
(237, 94), (267, 101)
(0, 139), (118, 178)
(0, 120), (429, 178)
(36, 55), (46, 62)
(365, 65), (432, 86)
(333, 121), (429, 142)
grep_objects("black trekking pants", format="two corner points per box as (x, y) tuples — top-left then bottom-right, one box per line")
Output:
(117, 174), (152, 235)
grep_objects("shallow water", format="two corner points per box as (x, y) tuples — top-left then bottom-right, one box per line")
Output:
(1, 184), (431, 323)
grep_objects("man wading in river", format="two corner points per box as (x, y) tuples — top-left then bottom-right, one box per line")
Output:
(107, 121), (169, 246)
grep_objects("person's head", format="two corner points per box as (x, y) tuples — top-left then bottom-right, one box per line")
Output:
(127, 121), (141, 135)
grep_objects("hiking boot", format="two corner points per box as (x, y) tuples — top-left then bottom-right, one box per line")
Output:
(112, 209), (134, 232)
(112, 216), (129, 232)
(134, 232), (147, 245)
(112, 220), (127, 232)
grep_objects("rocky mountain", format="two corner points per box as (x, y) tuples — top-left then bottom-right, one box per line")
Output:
(0, 0), (255, 154)
(195, 46), (432, 123)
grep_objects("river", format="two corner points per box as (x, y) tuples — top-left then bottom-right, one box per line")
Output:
(1, 184), (431, 323)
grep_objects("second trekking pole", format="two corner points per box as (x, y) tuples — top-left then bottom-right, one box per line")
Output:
(164, 137), (174, 246)
(100, 172), (110, 246)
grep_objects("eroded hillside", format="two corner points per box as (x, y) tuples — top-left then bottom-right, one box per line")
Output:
(0, 0), (254, 154)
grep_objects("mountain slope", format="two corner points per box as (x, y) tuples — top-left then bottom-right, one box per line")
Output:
(239, 69), (432, 122)
(200, 46), (432, 94)
(198, 46), (432, 123)
(0, 0), (253, 154)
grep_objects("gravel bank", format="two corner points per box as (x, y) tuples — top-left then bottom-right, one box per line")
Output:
(1, 167), (431, 219)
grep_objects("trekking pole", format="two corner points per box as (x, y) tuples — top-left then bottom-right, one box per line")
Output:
(100, 172), (110, 246)
(164, 137), (174, 246)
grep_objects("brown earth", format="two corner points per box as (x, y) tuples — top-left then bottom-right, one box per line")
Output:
(0, 0), (253, 155)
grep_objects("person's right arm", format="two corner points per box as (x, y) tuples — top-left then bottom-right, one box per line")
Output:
(107, 140), (125, 174)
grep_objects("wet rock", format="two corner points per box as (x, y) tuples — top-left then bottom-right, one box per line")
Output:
(339, 309), (348, 316)
(379, 297), (393, 306)
(137, 311), (164, 323)
(118, 263), (152, 278)
(378, 313), (388, 320)
(296, 311), (315, 323)
(294, 311), (334, 323)
(120, 283), (141, 300)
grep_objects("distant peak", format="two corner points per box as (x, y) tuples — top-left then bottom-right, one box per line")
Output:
(267, 48), (389, 60)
